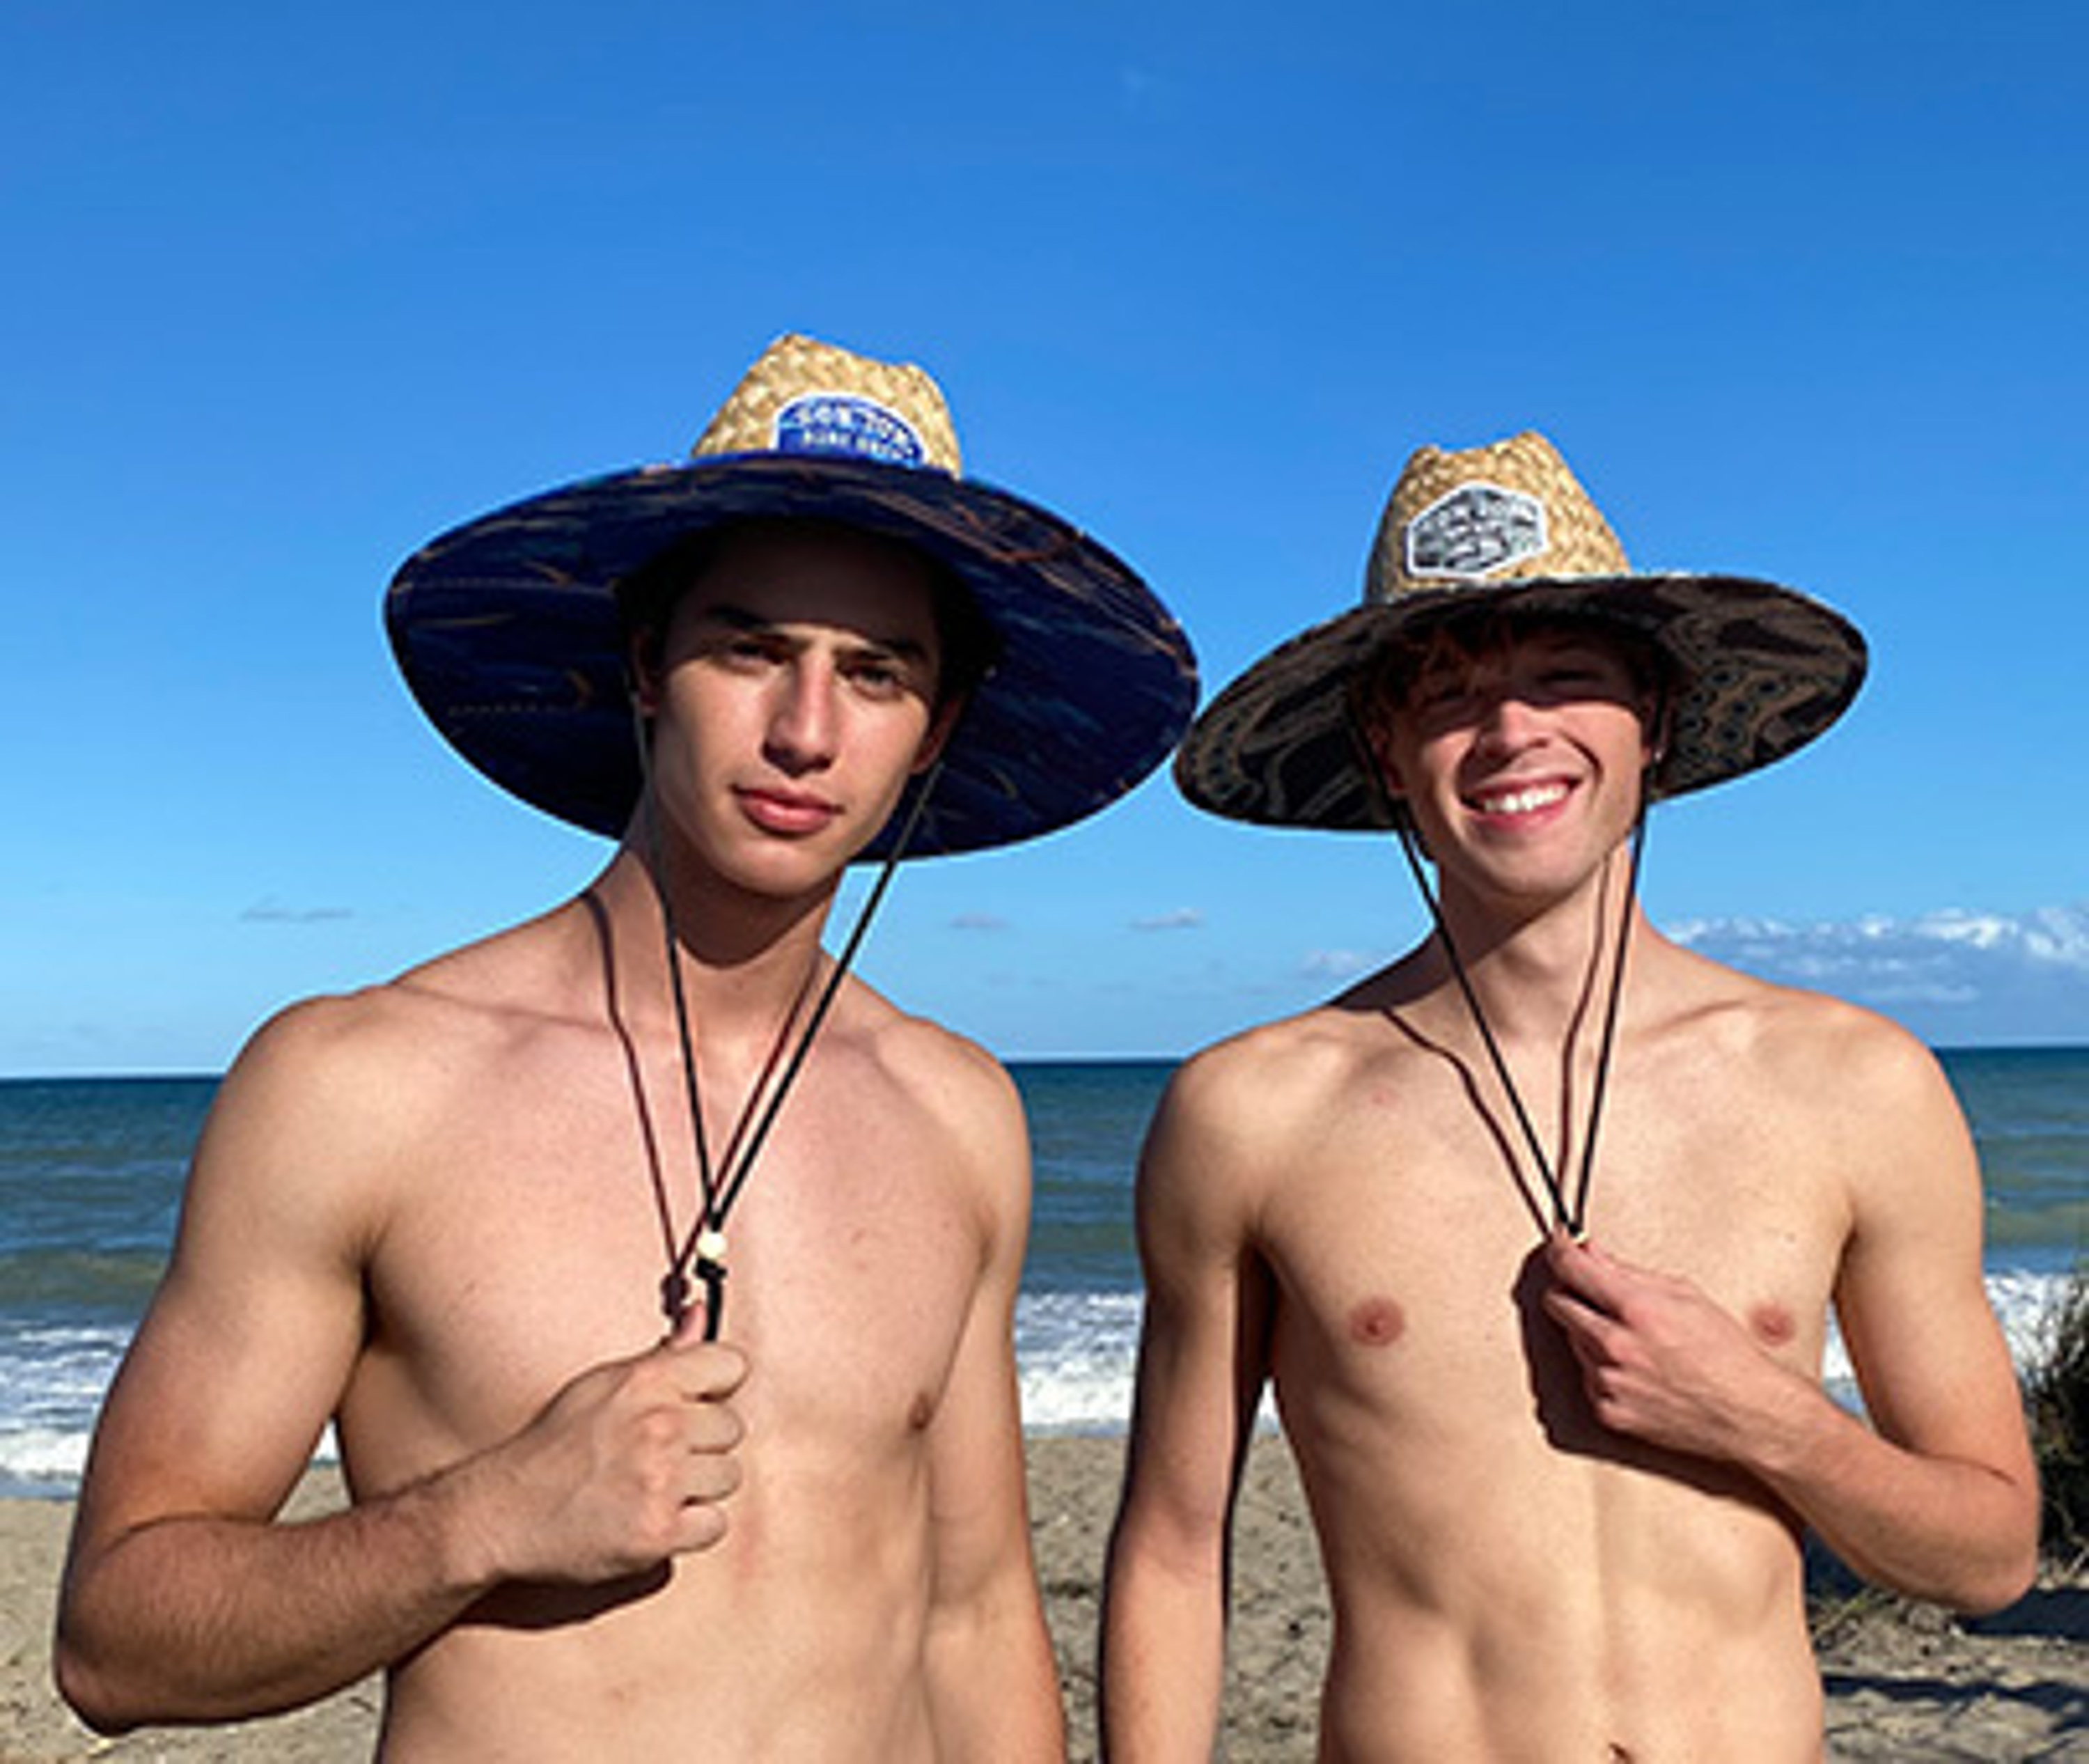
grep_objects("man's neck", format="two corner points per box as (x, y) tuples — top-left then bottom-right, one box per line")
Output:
(586, 845), (837, 1045)
(1425, 851), (1648, 1051)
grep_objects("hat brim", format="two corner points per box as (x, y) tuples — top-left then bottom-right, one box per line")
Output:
(386, 453), (1198, 857)
(1175, 572), (1867, 829)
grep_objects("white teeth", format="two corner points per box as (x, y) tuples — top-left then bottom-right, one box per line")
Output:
(1477, 783), (1567, 816)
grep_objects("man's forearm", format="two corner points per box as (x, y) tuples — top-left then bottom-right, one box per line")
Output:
(1746, 1382), (2039, 1614)
(56, 1469), (494, 1731)
(1098, 1549), (1228, 1761)
(924, 1575), (1065, 1762)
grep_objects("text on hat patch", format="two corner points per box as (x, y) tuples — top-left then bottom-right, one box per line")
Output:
(1405, 483), (1547, 581)
(774, 392), (926, 467)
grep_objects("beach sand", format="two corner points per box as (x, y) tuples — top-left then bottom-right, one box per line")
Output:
(4, 1435), (2083, 1761)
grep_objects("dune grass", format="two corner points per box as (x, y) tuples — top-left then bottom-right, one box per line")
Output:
(2026, 1260), (2089, 1563)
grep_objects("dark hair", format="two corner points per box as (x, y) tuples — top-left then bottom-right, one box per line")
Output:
(1359, 605), (1673, 719)
(615, 517), (1001, 710)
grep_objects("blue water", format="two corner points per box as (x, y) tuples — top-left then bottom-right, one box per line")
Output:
(1, 1052), (2082, 1493)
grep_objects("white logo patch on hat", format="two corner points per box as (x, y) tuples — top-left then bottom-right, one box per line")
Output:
(774, 391), (926, 466)
(1405, 482), (1547, 580)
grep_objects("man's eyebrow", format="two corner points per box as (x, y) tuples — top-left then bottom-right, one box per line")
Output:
(1531, 632), (1618, 659)
(684, 600), (775, 632)
(689, 600), (934, 660)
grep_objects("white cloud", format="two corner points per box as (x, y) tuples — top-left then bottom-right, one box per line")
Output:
(1132, 909), (1205, 933)
(240, 900), (352, 925)
(1668, 902), (2089, 1043)
(1300, 949), (1379, 980)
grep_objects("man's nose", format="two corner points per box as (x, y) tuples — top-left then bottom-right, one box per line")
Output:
(1470, 678), (1544, 745)
(765, 662), (840, 769)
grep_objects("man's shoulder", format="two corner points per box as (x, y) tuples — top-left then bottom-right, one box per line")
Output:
(226, 910), (596, 1119)
(1181, 1006), (1372, 1077)
(1165, 1002), (1388, 1143)
(216, 985), (496, 1160)
(1657, 940), (1943, 1100)
(841, 981), (1024, 1134)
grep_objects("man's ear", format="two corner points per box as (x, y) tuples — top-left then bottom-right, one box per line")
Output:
(1642, 689), (1675, 778)
(626, 625), (666, 716)
(912, 692), (967, 776)
(1362, 715), (1409, 802)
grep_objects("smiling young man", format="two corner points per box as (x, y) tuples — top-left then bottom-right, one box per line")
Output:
(1101, 432), (2038, 1761)
(55, 334), (1196, 1759)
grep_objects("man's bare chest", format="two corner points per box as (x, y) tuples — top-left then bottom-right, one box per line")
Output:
(341, 1075), (987, 1472)
(1255, 1070), (1849, 1396)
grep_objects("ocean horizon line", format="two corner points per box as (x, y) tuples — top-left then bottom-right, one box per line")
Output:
(5, 1036), (2088, 1086)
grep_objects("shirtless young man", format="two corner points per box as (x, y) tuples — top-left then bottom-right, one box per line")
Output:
(55, 334), (1195, 1760)
(1102, 432), (2038, 1761)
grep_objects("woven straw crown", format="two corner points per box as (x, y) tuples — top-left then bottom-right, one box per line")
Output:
(691, 333), (963, 472)
(1174, 429), (1868, 830)
(1366, 431), (1628, 600)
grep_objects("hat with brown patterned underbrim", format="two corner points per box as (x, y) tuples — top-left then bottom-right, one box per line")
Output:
(1175, 430), (1866, 830)
(386, 332), (1198, 858)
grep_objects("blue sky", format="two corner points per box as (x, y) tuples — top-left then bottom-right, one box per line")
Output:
(4, 1), (2085, 1075)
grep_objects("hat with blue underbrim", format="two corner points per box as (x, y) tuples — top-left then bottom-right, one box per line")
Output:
(1175, 430), (1867, 830)
(386, 332), (1198, 858)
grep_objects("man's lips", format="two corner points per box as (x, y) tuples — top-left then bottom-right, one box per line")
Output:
(735, 785), (842, 835)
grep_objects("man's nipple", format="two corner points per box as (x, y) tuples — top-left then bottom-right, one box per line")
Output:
(1748, 1302), (1797, 1348)
(1347, 1295), (1407, 1348)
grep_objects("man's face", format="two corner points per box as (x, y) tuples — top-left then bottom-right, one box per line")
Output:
(1364, 618), (1655, 911)
(636, 524), (954, 899)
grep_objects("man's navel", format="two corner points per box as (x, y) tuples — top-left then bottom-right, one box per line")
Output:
(1347, 1295), (1407, 1348)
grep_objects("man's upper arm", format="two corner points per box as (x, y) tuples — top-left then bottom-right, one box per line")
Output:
(1831, 1027), (2034, 1484)
(73, 999), (391, 1540)
(912, 1048), (1065, 1758)
(1116, 1052), (1273, 1560)
(921, 1055), (1036, 1598)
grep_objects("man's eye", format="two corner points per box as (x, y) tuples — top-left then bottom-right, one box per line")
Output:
(1540, 664), (1617, 696)
(1416, 682), (1472, 714)
(719, 635), (782, 666)
(850, 660), (909, 697)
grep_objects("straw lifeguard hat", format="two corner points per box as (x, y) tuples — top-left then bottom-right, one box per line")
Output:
(1175, 431), (1866, 829)
(386, 333), (1198, 857)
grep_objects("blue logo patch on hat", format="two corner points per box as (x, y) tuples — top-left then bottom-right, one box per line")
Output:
(1405, 483), (1547, 580)
(774, 393), (926, 467)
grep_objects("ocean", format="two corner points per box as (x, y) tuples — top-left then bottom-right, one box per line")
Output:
(1, 1049), (2083, 1497)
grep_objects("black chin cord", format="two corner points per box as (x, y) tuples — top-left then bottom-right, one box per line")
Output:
(631, 702), (946, 1339)
(1392, 809), (1648, 1240)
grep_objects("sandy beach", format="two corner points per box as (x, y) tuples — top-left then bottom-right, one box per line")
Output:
(4, 1435), (2083, 1761)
